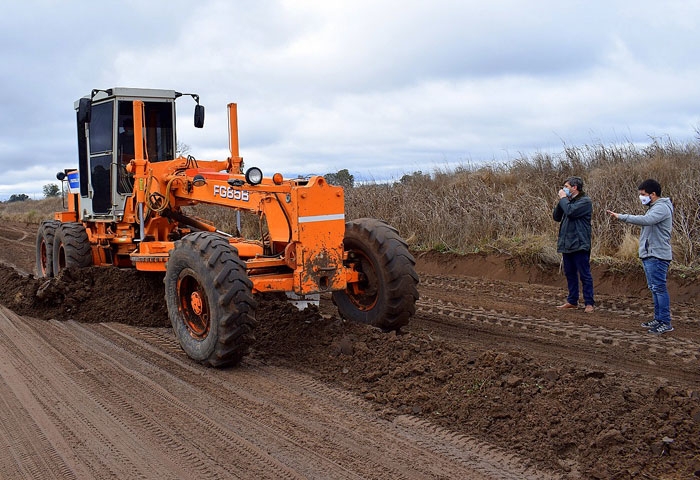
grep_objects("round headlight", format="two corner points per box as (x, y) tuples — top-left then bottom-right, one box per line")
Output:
(192, 174), (206, 187)
(245, 167), (263, 185)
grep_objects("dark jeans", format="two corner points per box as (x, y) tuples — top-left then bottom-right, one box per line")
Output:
(562, 250), (594, 306)
(641, 257), (672, 324)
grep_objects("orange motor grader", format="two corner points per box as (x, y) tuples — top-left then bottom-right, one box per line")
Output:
(36, 87), (419, 367)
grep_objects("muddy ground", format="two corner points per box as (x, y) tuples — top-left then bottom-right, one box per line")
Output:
(0, 220), (698, 479)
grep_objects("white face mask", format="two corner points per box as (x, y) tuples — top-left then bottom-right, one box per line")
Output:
(639, 195), (651, 205)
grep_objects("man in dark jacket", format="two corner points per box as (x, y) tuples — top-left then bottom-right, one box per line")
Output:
(553, 176), (595, 312)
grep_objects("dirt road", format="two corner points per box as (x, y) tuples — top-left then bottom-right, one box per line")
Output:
(1, 308), (550, 480)
(0, 220), (698, 479)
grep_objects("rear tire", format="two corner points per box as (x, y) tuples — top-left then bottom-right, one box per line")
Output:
(332, 218), (419, 331)
(52, 223), (93, 275)
(36, 220), (60, 277)
(164, 232), (257, 367)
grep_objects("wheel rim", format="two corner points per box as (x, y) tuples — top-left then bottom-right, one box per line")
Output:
(39, 240), (48, 274)
(345, 249), (379, 311)
(57, 244), (66, 272)
(177, 271), (211, 339)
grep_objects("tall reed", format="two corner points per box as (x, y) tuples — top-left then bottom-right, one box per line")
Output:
(346, 139), (700, 267)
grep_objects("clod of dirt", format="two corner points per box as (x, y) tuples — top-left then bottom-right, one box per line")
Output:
(0, 264), (169, 326)
(0, 263), (340, 339)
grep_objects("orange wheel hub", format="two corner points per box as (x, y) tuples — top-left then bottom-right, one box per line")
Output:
(190, 291), (203, 315)
(177, 273), (210, 339)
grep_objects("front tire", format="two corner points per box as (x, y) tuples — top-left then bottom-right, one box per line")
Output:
(333, 218), (419, 330)
(165, 232), (257, 367)
(36, 220), (60, 277)
(52, 223), (93, 275)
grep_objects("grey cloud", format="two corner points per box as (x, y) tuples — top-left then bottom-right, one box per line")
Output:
(2, 0), (700, 198)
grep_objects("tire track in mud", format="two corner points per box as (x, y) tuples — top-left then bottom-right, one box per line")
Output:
(29, 318), (304, 480)
(0, 224), (35, 275)
(391, 415), (555, 480)
(0, 224), (33, 245)
(6, 308), (217, 479)
(0, 374), (75, 480)
(0, 308), (300, 479)
(417, 297), (699, 363)
(96, 322), (563, 480)
(0, 308), (139, 479)
(420, 273), (698, 327)
(415, 276), (700, 386)
(0, 304), (563, 480)
(72, 323), (369, 480)
(415, 302), (700, 387)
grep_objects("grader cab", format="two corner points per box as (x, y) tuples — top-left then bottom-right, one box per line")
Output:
(37, 87), (419, 367)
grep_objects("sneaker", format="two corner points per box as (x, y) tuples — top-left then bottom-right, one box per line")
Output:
(641, 319), (660, 329)
(648, 323), (674, 334)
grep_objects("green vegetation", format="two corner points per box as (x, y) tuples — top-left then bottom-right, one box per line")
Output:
(324, 169), (354, 189)
(42, 184), (61, 198)
(7, 194), (30, 203)
(2, 138), (698, 270)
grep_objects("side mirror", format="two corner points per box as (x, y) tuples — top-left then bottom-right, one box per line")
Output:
(77, 97), (92, 124)
(194, 104), (205, 128)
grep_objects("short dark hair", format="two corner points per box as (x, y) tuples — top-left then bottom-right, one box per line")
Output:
(638, 179), (661, 196)
(566, 176), (584, 191)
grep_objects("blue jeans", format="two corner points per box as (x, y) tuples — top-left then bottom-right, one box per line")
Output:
(641, 257), (672, 324)
(562, 251), (594, 306)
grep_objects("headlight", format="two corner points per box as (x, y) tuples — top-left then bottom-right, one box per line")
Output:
(245, 167), (263, 185)
(192, 174), (206, 187)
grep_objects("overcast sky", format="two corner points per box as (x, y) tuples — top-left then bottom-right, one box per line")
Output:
(1, 0), (699, 198)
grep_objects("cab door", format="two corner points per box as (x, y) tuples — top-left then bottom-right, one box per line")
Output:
(85, 100), (114, 215)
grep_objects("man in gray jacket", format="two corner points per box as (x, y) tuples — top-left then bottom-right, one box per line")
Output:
(607, 179), (674, 334)
(553, 176), (595, 313)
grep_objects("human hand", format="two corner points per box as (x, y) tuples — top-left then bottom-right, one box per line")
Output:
(558, 189), (567, 199)
(606, 210), (619, 219)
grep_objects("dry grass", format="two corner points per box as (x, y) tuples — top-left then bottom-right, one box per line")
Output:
(345, 138), (700, 268)
(3, 138), (699, 270)
(616, 231), (640, 261)
(0, 197), (62, 224)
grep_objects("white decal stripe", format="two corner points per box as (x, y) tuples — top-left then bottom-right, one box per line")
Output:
(298, 214), (345, 223)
